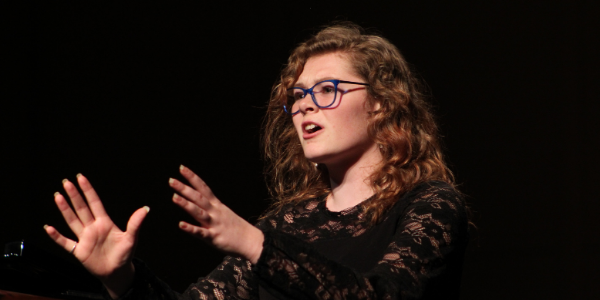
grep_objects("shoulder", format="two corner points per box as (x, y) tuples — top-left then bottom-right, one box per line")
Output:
(401, 181), (464, 208)
(391, 181), (468, 226)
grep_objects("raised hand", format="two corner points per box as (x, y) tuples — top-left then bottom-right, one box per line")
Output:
(44, 174), (149, 298)
(170, 165), (264, 264)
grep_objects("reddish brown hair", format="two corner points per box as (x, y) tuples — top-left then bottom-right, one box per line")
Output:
(262, 22), (454, 224)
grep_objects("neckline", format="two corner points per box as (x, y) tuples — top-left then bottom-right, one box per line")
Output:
(318, 194), (375, 218)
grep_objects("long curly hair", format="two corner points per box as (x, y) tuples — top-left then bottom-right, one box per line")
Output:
(262, 22), (454, 224)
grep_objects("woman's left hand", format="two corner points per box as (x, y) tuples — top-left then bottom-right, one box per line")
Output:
(169, 165), (264, 264)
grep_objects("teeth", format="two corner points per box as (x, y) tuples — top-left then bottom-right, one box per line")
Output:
(305, 124), (316, 131)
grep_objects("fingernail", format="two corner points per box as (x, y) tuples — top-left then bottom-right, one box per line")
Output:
(76, 173), (82, 178)
(54, 192), (60, 197)
(43, 224), (48, 230)
(169, 178), (174, 185)
(179, 164), (184, 171)
(172, 193), (179, 201)
(179, 221), (186, 229)
(144, 206), (150, 213)
(62, 179), (68, 184)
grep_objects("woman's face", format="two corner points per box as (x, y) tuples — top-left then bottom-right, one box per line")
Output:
(291, 52), (381, 169)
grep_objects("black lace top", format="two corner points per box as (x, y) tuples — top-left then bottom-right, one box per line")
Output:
(114, 181), (468, 300)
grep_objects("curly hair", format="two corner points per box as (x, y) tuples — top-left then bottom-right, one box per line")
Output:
(262, 22), (454, 224)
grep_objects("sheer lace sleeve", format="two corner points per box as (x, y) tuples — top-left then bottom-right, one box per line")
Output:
(108, 254), (259, 300)
(253, 182), (468, 300)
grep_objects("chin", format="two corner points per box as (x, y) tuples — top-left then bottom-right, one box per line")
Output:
(303, 151), (337, 165)
(302, 151), (324, 163)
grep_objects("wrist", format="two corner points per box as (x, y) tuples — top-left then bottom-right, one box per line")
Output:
(102, 262), (135, 299)
(246, 227), (264, 264)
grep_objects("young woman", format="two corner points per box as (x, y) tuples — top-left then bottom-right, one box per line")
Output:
(45, 23), (469, 300)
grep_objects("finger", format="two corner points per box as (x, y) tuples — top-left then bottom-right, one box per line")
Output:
(62, 178), (95, 225)
(126, 206), (150, 238)
(172, 193), (211, 225)
(76, 174), (109, 219)
(179, 165), (213, 196)
(43, 224), (78, 253)
(178, 221), (210, 240)
(54, 192), (84, 235)
(169, 178), (212, 209)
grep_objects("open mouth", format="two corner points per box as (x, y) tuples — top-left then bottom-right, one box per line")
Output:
(304, 124), (322, 134)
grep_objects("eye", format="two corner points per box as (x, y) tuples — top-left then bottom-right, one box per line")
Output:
(322, 86), (335, 94)
(314, 81), (336, 94)
(293, 91), (305, 100)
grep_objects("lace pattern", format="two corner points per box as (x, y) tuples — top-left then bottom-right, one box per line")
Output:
(261, 195), (373, 244)
(114, 181), (467, 300)
(255, 181), (467, 299)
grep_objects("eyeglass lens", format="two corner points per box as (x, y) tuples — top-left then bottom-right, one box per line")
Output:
(285, 81), (338, 114)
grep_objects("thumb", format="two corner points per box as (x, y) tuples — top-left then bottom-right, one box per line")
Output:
(126, 206), (150, 237)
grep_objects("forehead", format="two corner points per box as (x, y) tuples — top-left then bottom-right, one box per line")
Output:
(295, 52), (360, 87)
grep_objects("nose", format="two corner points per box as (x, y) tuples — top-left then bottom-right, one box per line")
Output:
(297, 94), (319, 115)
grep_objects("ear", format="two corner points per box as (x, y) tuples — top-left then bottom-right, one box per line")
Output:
(373, 100), (381, 111)
(367, 97), (382, 113)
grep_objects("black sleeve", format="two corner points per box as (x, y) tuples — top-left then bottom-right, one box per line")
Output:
(104, 253), (260, 299)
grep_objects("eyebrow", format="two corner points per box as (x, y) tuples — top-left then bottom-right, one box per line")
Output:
(293, 77), (337, 88)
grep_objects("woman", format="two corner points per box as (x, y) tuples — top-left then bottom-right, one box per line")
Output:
(44, 23), (469, 299)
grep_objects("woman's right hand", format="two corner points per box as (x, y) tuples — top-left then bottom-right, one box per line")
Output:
(44, 174), (149, 299)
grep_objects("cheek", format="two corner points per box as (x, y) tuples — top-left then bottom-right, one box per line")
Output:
(337, 102), (370, 127)
(292, 117), (303, 136)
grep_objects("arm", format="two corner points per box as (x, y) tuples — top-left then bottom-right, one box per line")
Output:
(117, 165), (267, 299)
(46, 172), (261, 300)
(112, 255), (258, 300)
(253, 183), (468, 300)
(108, 165), (264, 300)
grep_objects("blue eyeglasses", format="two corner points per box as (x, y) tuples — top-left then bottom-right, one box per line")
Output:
(283, 79), (369, 115)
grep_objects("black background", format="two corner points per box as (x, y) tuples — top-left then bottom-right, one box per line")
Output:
(3, 1), (600, 298)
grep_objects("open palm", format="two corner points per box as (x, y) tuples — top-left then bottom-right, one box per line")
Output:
(44, 174), (148, 294)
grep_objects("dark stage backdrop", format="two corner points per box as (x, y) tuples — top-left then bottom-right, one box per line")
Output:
(3, 1), (599, 299)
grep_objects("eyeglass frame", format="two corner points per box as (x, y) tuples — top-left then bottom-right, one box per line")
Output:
(283, 79), (370, 115)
